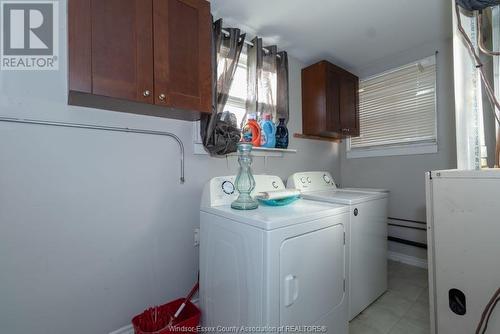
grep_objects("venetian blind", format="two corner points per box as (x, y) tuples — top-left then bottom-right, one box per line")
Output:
(350, 55), (437, 149)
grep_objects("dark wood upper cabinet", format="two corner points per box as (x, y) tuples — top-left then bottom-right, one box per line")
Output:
(301, 60), (359, 138)
(68, 0), (211, 120)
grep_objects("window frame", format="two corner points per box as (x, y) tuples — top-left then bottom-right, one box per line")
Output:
(346, 55), (438, 159)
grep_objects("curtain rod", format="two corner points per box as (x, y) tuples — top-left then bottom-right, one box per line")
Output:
(221, 28), (281, 57)
(0, 116), (185, 183)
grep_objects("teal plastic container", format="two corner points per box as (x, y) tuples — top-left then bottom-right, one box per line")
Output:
(260, 114), (277, 148)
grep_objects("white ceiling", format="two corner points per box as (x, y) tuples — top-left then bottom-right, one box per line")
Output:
(210, 0), (452, 71)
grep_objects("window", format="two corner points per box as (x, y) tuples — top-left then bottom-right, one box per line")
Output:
(223, 50), (278, 128)
(194, 38), (286, 156)
(347, 55), (437, 158)
(222, 51), (248, 127)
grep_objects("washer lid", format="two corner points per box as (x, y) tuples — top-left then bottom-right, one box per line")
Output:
(201, 199), (349, 230)
(301, 189), (388, 205)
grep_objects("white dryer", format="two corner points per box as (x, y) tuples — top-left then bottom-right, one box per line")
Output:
(287, 172), (389, 320)
(200, 175), (349, 334)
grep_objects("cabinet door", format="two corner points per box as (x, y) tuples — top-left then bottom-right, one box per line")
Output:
(339, 73), (359, 137)
(326, 66), (341, 134)
(302, 62), (328, 136)
(68, 0), (92, 93)
(90, 0), (154, 103)
(153, 0), (212, 113)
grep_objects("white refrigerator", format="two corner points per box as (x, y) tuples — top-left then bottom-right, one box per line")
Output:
(426, 169), (500, 334)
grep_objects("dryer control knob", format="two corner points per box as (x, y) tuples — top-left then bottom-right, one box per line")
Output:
(222, 180), (235, 195)
(300, 177), (306, 184)
(306, 177), (312, 183)
(323, 174), (331, 184)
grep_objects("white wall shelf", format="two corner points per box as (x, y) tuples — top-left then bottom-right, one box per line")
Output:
(193, 143), (296, 157)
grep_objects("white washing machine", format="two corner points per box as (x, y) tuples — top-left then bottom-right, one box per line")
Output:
(200, 175), (349, 334)
(287, 172), (388, 320)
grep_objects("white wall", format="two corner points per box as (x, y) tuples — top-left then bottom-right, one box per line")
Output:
(0, 2), (341, 333)
(340, 39), (457, 260)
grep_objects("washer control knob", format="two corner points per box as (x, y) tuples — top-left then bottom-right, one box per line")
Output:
(272, 181), (279, 189)
(221, 180), (235, 195)
(323, 174), (331, 184)
(306, 177), (311, 183)
(300, 177), (306, 184)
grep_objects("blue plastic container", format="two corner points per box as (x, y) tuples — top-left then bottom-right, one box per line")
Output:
(260, 114), (277, 148)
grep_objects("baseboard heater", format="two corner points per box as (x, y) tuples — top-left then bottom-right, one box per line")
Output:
(388, 217), (426, 225)
(388, 236), (427, 249)
(388, 222), (427, 231)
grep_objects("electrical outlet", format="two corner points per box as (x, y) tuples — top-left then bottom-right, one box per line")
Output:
(194, 228), (200, 247)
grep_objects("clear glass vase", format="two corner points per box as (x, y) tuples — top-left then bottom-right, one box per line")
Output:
(231, 143), (259, 210)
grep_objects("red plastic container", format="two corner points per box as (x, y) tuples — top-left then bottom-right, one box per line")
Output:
(132, 298), (201, 334)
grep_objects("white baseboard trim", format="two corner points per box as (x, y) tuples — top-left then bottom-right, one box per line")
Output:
(388, 251), (428, 269)
(109, 324), (133, 334)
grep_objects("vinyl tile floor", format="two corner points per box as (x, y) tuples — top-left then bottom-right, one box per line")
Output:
(349, 261), (430, 334)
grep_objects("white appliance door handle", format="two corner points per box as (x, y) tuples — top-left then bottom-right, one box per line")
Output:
(284, 274), (299, 307)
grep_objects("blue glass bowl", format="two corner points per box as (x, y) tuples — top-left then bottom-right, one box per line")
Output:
(257, 195), (300, 207)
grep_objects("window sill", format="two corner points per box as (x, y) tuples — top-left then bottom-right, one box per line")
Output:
(194, 143), (297, 157)
(346, 142), (438, 159)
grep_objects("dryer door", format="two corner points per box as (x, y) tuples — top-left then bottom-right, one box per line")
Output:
(280, 223), (345, 327)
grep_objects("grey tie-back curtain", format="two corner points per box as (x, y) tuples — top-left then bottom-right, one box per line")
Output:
(277, 51), (289, 123)
(201, 19), (290, 156)
(200, 19), (245, 155)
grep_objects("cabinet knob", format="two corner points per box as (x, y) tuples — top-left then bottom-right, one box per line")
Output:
(158, 94), (166, 102)
(143, 90), (151, 97)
